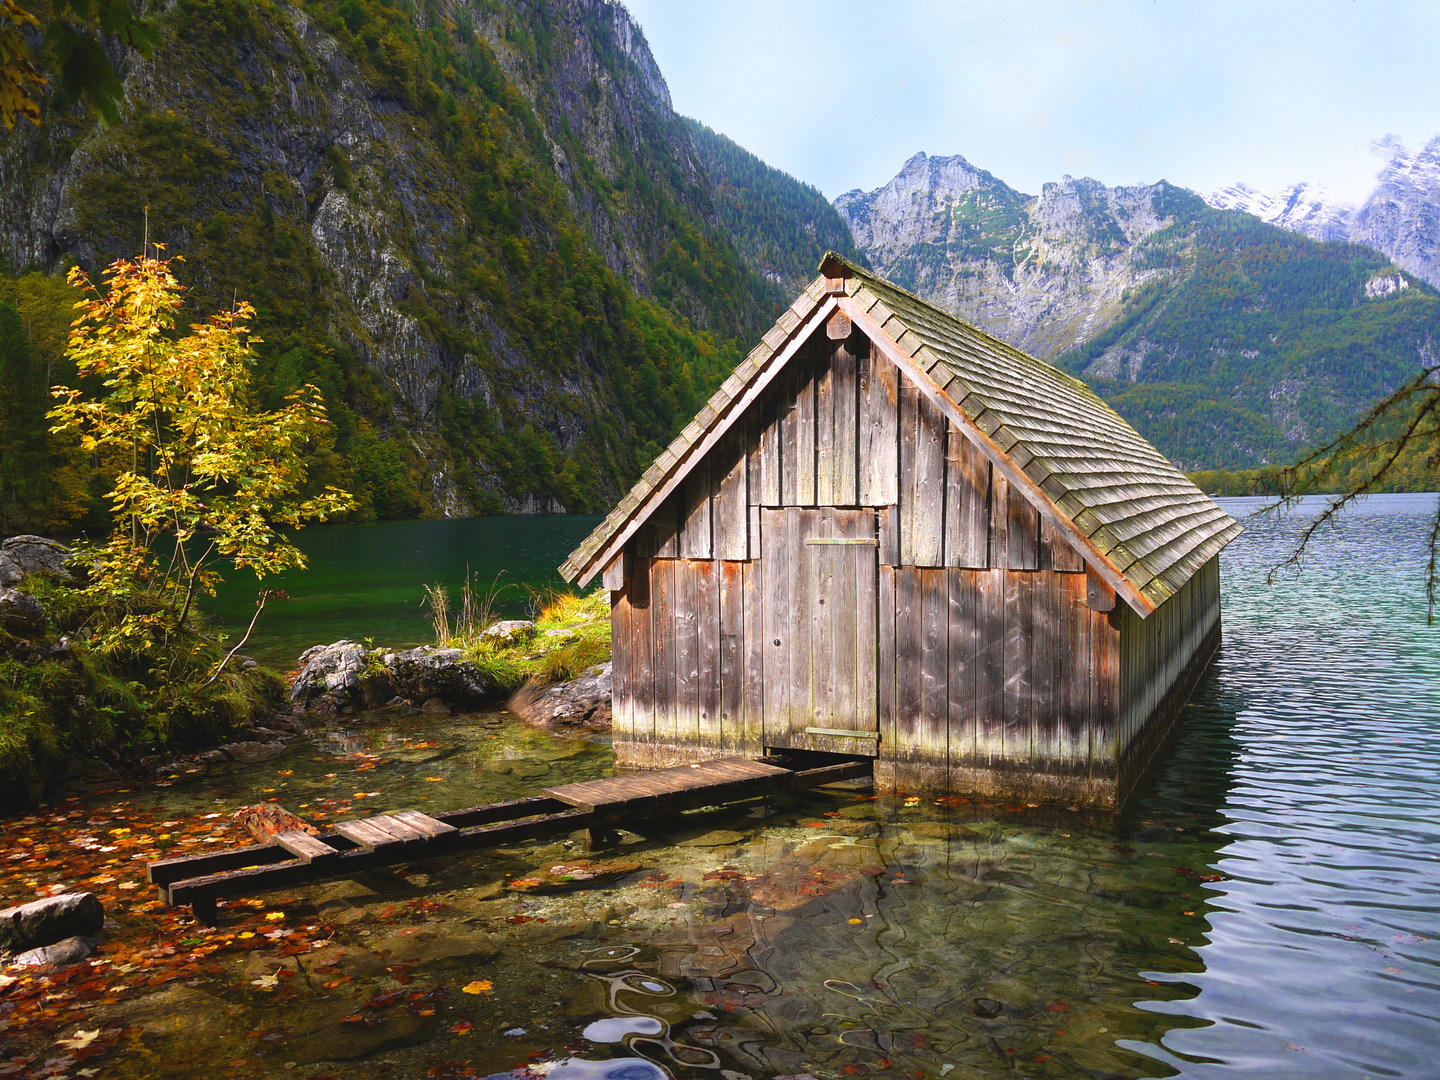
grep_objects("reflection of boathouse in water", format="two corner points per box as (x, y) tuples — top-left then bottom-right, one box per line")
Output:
(560, 254), (1240, 808)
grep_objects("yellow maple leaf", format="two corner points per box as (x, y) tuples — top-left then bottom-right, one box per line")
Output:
(462, 980), (493, 994)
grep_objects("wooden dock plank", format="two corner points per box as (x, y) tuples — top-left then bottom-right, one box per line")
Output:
(274, 830), (339, 864)
(391, 810), (458, 838)
(333, 818), (408, 852)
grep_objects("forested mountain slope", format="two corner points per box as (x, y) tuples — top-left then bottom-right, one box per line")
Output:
(686, 120), (866, 294)
(837, 153), (1440, 470)
(0, 0), (844, 530)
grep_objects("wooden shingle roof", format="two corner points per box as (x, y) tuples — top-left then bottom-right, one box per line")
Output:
(561, 253), (1240, 614)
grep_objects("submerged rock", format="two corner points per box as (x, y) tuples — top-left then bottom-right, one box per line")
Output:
(508, 859), (642, 893)
(289, 1000), (438, 1064)
(507, 662), (612, 732)
(0, 892), (104, 955)
(11, 935), (93, 967)
(0, 535), (75, 588)
(367, 929), (499, 966)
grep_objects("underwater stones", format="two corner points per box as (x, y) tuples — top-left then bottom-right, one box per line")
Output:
(508, 859), (642, 893)
(481, 619), (536, 646)
(676, 829), (748, 848)
(486, 758), (550, 779)
(241, 952), (300, 982)
(301, 944), (388, 978)
(0, 588), (44, 633)
(507, 662), (613, 732)
(903, 822), (978, 842)
(0, 535), (75, 587)
(0, 892), (104, 955)
(367, 929), (500, 967)
(288, 1000), (438, 1064)
(218, 739), (290, 766)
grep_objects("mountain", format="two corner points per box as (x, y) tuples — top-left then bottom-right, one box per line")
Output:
(1205, 181), (1352, 242)
(0, 0), (843, 529)
(686, 120), (867, 294)
(836, 152), (1440, 470)
(1205, 135), (1440, 291)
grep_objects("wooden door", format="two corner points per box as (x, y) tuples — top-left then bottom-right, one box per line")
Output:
(761, 506), (879, 755)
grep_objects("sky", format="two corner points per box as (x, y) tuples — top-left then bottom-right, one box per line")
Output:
(621, 0), (1440, 205)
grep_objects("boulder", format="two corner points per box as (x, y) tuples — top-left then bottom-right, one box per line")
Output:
(290, 640), (374, 711)
(0, 588), (45, 634)
(218, 739), (289, 765)
(0, 535), (75, 588)
(384, 646), (494, 707)
(0, 892), (104, 955)
(507, 662), (612, 732)
(480, 619), (535, 646)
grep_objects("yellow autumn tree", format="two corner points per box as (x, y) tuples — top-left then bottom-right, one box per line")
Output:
(47, 249), (353, 652)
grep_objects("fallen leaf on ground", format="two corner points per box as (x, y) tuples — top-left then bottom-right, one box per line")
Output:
(56, 1030), (100, 1050)
(462, 981), (493, 994)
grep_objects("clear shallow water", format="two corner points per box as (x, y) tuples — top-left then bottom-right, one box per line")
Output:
(2, 493), (1438, 1080)
(202, 515), (602, 668)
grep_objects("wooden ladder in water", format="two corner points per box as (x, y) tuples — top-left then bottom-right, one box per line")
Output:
(146, 756), (870, 924)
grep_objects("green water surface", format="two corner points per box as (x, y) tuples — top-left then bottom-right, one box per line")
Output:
(202, 515), (602, 668)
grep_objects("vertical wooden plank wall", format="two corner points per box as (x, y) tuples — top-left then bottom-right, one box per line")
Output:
(609, 324), (1219, 805)
(1116, 556), (1222, 763)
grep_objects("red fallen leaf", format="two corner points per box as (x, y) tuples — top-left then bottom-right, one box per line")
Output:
(843, 1066), (861, 1075)
(364, 990), (407, 1009)
(858, 865), (887, 876)
(1046, 1000), (1070, 1012)
(877, 1058), (892, 1068)
(823, 811), (844, 818)
(1033, 1055), (1050, 1063)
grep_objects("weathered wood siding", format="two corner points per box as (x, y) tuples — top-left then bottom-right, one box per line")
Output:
(1113, 554), (1222, 797)
(611, 325), (1222, 805)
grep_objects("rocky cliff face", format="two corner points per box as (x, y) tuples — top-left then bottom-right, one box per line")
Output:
(1205, 135), (1440, 291)
(0, 0), (788, 518)
(834, 152), (1183, 361)
(837, 152), (1440, 470)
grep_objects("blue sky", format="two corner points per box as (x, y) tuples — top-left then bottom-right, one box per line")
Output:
(622, 0), (1440, 204)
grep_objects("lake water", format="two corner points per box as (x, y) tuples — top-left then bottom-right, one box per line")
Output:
(203, 515), (603, 668)
(2, 493), (1438, 1080)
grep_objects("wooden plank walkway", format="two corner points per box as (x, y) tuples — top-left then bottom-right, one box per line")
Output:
(147, 756), (870, 925)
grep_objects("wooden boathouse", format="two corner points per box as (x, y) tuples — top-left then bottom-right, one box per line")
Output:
(560, 254), (1240, 808)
